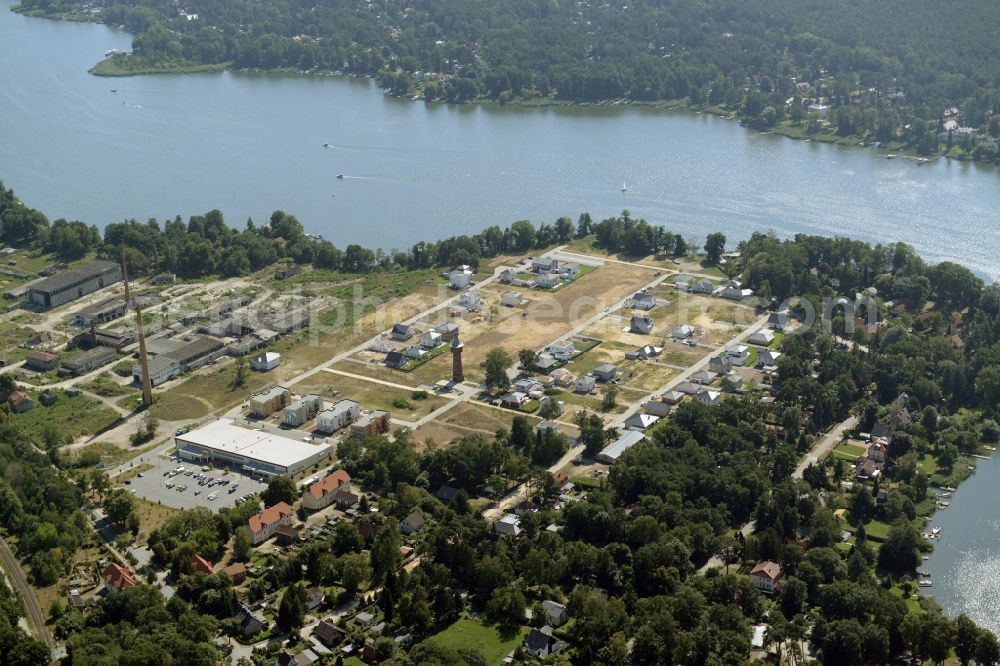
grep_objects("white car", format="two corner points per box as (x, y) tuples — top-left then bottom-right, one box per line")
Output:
(207, 494), (218, 501)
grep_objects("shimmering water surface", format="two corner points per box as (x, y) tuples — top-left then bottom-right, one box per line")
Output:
(920, 455), (1000, 633)
(2, 0), (1000, 282)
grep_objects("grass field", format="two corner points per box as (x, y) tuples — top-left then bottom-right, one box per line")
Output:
(832, 443), (867, 461)
(426, 617), (528, 665)
(79, 373), (137, 397)
(150, 366), (270, 420)
(12, 392), (122, 444)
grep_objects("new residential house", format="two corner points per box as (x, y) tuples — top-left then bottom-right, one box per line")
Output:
(448, 268), (473, 289)
(27, 260), (122, 309)
(283, 394), (324, 427)
(592, 363), (617, 382)
(316, 400), (360, 434)
(748, 329), (776, 346)
(672, 324), (695, 339)
(535, 273), (561, 288)
(689, 278), (715, 294)
(532, 257), (559, 273)
(250, 386), (291, 418)
(631, 291), (657, 310)
(630, 315), (654, 334)
(302, 470), (352, 510)
(246, 502), (293, 544)
(391, 323), (415, 340)
(419, 331), (442, 349)
(546, 340), (575, 361)
(251, 351), (281, 372)
(500, 291), (523, 307)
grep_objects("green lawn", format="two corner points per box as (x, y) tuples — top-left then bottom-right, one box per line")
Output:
(918, 454), (939, 476)
(427, 617), (528, 665)
(769, 332), (785, 349)
(832, 443), (867, 460)
(743, 348), (759, 368)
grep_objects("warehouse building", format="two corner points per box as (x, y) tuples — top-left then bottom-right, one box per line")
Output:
(131, 335), (225, 387)
(174, 419), (333, 478)
(26, 261), (122, 309)
(73, 298), (127, 327)
(62, 346), (117, 376)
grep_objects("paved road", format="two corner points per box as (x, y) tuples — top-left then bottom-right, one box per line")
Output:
(0, 536), (53, 647)
(793, 415), (858, 479)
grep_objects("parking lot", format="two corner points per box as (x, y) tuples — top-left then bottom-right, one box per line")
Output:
(123, 454), (270, 511)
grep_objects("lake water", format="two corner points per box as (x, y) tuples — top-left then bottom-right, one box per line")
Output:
(2, 0), (1000, 283)
(920, 456), (1000, 634)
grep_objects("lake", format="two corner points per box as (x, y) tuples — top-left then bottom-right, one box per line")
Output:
(2, 0), (1000, 283)
(920, 456), (1000, 634)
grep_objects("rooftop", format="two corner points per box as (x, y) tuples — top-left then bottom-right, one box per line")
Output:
(177, 419), (329, 469)
(28, 260), (120, 295)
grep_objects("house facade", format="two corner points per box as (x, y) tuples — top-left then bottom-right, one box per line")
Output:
(250, 386), (291, 418)
(316, 400), (360, 434)
(302, 470), (353, 510)
(749, 561), (784, 592)
(246, 502), (293, 545)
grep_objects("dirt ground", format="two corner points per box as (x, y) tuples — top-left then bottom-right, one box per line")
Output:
(462, 262), (653, 362)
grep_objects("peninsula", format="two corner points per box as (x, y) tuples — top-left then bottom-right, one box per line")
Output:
(0, 180), (997, 664)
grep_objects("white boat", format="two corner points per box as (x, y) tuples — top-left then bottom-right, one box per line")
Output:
(621, 181), (627, 193)
(932, 527), (941, 535)
(919, 580), (933, 587)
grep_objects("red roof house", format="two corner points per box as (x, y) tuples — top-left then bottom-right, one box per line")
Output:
(103, 562), (136, 593)
(247, 502), (293, 545)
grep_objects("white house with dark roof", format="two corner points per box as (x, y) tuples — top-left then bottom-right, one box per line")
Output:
(672, 324), (695, 340)
(420, 330), (442, 349)
(495, 514), (522, 536)
(593, 364), (617, 382)
(748, 329), (776, 346)
(546, 340), (576, 361)
(391, 323), (415, 340)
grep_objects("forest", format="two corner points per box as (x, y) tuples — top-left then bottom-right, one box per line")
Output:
(14, 0), (1000, 162)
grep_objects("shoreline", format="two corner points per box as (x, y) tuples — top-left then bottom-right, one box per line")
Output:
(13, 4), (994, 169)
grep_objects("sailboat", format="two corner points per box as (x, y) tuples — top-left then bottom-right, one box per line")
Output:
(621, 181), (627, 193)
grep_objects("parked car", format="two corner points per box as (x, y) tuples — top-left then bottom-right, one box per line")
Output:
(207, 494), (217, 501)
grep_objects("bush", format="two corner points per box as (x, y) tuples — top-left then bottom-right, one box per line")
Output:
(411, 390), (429, 400)
(392, 397), (413, 410)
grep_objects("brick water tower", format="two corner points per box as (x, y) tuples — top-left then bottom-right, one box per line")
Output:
(451, 329), (464, 383)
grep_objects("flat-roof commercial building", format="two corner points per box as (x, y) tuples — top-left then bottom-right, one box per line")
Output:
(27, 260), (122, 309)
(175, 419), (332, 478)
